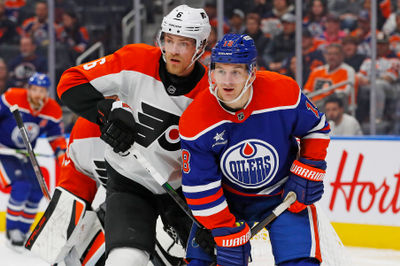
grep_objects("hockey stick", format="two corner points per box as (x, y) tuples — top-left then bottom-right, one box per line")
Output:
(10, 105), (51, 201)
(131, 147), (203, 228)
(0, 147), (55, 158)
(250, 191), (296, 236)
(131, 147), (296, 237)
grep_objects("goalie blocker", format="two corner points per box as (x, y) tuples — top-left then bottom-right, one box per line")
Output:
(25, 187), (106, 265)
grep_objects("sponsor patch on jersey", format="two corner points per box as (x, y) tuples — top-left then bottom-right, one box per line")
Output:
(220, 139), (279, 189)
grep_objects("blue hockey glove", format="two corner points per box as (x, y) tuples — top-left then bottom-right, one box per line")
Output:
(211, 220), (251, 266)
(283, 158), (326, 213)
(97, 99), (136, 153)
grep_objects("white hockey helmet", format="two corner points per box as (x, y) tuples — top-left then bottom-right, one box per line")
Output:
(158, 5), (211, 64)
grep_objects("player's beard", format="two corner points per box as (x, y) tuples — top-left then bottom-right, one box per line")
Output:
(165, 55), (191, 76)
(28, 97), (45, 110)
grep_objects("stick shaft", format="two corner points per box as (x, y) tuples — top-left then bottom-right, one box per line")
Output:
(131, 148), (203, 228)
(10, 105), (51, 201)
(250, 191), (296, 236)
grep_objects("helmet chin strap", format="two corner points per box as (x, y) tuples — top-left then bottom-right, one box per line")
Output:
(209, 66), (255, 106)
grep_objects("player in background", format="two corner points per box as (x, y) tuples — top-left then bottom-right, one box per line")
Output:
(26, 115), (190, 266)
(0, 72), (66, 252)
(56, 5), (211, 266)
(179, 34), (330, 266)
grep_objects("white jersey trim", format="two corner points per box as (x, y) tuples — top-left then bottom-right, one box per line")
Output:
(192, 200), (228, 217)
(182, 180), (221, 193)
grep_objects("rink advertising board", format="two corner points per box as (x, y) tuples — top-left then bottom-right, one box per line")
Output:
(320, 136), (400, 250)
(0, 137), (399, 250)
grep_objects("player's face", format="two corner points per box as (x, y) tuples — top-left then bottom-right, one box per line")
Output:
(212, 63), (254, 109)
(28, 85), (48, 110)
(163, 33), (197, 77)
(324, 102), (342, 123)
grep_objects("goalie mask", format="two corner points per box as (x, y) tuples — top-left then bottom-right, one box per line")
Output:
(209, 34), (257, 105)
(157, 5), (211, 68)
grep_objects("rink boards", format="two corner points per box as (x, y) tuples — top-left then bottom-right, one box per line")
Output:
(0, 136), (399, 250)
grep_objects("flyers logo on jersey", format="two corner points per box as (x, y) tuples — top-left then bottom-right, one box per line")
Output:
(220, 139), (279, 189)
(135, 102), (180, 151)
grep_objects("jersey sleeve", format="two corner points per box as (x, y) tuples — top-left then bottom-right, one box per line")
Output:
(292, 93), (330, 161)
(180, 136), (236, 230)
(56, 45), (136, 123)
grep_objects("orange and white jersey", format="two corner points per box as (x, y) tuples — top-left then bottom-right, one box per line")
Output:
(57, 44), (209, 194)
(358, 56), (400, 81)
(57, 117), (105, 203)
(304, 63), (356, 102)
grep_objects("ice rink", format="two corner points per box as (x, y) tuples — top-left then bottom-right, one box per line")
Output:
(1, 233), (399, 266)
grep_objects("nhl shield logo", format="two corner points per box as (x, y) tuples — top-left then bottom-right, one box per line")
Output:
(220, 139), (279, 189)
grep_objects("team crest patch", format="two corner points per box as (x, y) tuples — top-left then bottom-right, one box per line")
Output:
(220, 139), (279, 189)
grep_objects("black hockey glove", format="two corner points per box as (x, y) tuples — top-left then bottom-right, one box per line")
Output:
(97, 99), (136, 153)
(195, 227), (216, 259)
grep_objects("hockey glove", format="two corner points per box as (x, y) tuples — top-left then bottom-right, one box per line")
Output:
(97, 99), (136, 153)
(195, 227), (216, 259)
(211, 220), (251, 266)
(283, 158), (326, 213)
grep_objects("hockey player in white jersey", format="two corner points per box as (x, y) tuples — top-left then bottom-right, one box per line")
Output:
(26, 116), (190, 266)
(56, 5), (211, 266)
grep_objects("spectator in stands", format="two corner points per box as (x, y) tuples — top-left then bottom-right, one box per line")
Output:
(0, 57), (10, 94)
(244, 12), (270, 69)
(327, 0), (363, 32)
(7, 36), (47, 88)
(0, 0), (17, 44)
(342, 35), (367, 72)
(199, 26), (217, 67)
(266, 12), (296, 72)
(363, 0), (391, 30)
(57, 10), (89, 63)
(316, 13), (346, 49)
(350, 10), (374, 56)
(22, 1), (59, 47)
(383, 0), (400, 35)
(204, 0), (230, 34)
(303, 0), (328, 37)
(54, 0), (78, 24)
(304, 43), (356, 108)
(3, 0), (25, 23)
(387, 10), (400, 57)
(324, 96), (363, 135)
(357, 32), (400, 125)
(261, 0), (294, 38)
(283, 29), (325, 85)
(248, 0), (272, 18)
(229, 9), (246, 34)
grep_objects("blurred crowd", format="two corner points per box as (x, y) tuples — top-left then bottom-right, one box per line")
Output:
(196, 0), (400, 135)
(1, 0), (400, 135)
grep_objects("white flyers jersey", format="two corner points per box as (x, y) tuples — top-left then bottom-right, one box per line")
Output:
(57, 44), (209, 194)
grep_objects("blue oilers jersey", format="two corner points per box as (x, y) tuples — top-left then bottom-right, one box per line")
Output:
(0, 88), (65, 150)
(179, 71), (330, 229)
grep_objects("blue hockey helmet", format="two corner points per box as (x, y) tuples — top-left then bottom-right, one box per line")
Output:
(211, 34), (257, 72)
(28, 72), (51, 89)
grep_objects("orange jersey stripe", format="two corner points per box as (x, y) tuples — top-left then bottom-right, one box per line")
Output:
(185, 188), (224, 205)
(195, 207), (236, 229)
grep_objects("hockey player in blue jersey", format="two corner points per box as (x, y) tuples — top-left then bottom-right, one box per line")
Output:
(179, 34), (331, 266)
(0, 72), (66, 251)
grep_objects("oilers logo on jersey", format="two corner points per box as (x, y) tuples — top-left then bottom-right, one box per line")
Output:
(220, 139), (279, 189)
(11, 122), (40, 148)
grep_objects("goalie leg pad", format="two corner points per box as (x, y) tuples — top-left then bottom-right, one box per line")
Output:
(26, 187), (91, 264)
(106, 247), (149, 266)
